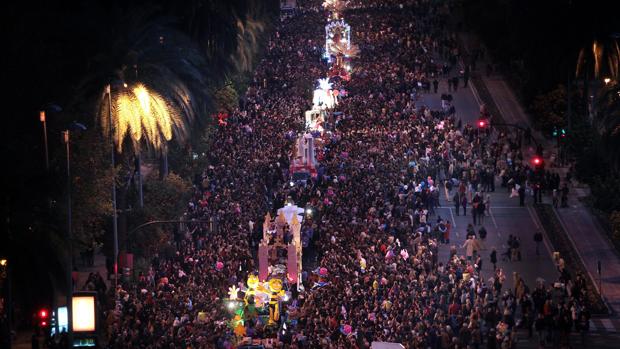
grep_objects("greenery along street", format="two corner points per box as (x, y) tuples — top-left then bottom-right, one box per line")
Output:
(2, 0), (280, 315)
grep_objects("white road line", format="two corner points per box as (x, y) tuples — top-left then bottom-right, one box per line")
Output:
(601, 318), (614, 331)
(489, 208), (498, 228)
(590, 320), (598, 331)
(449, 207), (456, 229)
(526, 205), (540, 229)
(526, 205), (553, 257)
(458, 58), (483, 106)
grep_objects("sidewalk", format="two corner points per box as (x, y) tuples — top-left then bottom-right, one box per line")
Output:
(459, 32), (620, 315)
(554, 188), (620, 314)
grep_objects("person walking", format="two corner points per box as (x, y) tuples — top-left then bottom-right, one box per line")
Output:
(433, 79), (439, 94)
(561, 183), (569, 208)
(490, 247), (497, 270)
(478, 226), (487, 241)
(453, 191), (460, 216)
(472, 192), (481, 225)
(452, 76), (459, 92)
(518, 184), (526, 207)
(533, 231), (543, 256)
(463, 236), (478, 261)
(477, 199), (486, 225)
(461, 193), (468, 216)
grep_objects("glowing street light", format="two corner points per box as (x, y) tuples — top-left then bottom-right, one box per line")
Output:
(604, 77), (611, 85)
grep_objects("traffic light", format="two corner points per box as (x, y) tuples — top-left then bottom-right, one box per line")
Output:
(560, 128), (566, 138)
(552, 127), (558, 137)
(38, 308), (50, 328)
(531, 156), (544, 169)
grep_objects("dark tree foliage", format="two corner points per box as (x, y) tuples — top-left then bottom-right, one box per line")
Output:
(1, 0), (278, 320)
(462, 0), (619, 103)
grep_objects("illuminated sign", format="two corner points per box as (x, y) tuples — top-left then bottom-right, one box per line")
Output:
(72, 295), (96, 332)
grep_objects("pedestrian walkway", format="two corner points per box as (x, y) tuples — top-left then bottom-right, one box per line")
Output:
(553, 190), (620, 314)
(458, 31), (620, 315)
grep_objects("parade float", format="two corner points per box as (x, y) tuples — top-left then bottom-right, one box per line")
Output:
(324, 19), (351, 62)
(289, 132), (319, 178)
(224, 1), (361, 344)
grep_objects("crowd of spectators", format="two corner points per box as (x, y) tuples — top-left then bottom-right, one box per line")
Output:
(100, 1), (592, 348)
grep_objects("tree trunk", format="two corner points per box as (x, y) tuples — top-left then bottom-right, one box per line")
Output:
(159, 146), (169, 179)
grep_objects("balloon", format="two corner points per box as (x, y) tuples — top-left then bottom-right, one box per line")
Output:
(319, 267), (328, 276)
(333, 89), (340, 96)
(400, 249), (409, 260)
(216, 261), (224, 271)
(343, 324), (352, 335)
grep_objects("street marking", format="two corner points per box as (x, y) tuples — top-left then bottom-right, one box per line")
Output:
(489, 208), (498, 228)
(601, 318), (614, 331)
(526, 205), (553, 258)
(458, 58), (482, 106)
(526, 205), (540, 229)
(449, 207), (456, 229)
(590, 320), (598, 331)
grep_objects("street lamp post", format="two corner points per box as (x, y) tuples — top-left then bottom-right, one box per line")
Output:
(105, 84), (120, 296)
(61, 122), (87, 349)
(62, 130), (74, 349)
(40, 111), (49, 171)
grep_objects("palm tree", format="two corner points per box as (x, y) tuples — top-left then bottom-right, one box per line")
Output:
(69, 6), (210, 154)
(575, 39), (620, 81)
(574, 37), (620, 121)
(66, 4), (212, 256)
(574, 36), (620, 172)
(171, 0), (278, 82)
(596, 82), (620, 170)
(100, 83), (187, 154)
(231, 9), (266, 73)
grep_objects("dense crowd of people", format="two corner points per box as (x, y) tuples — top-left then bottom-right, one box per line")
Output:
(97, 1), (592, 348)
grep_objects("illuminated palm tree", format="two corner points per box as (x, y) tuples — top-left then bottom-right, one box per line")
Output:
(574, 38), (620, 122)
(575, 39), (620, 81)
(71, 7), (209, 153)
(100, 83), (188, 154)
